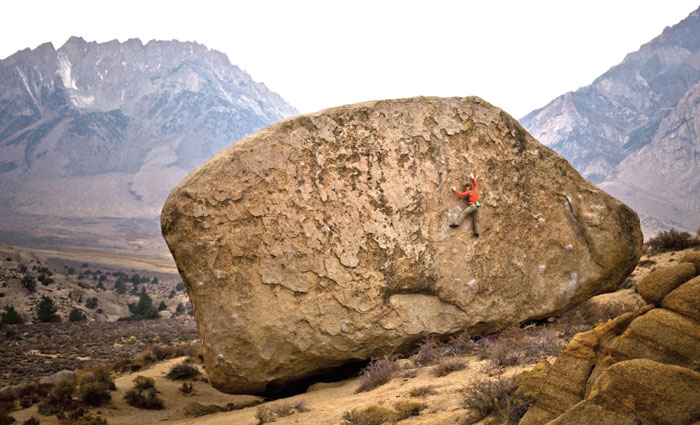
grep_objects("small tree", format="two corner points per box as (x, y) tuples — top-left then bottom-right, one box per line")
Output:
(69, 308), (87, 322)
(152, 277), (159, 284)
(157, 301), (167, 311)
(127, 288), (159, 320)
(1, 305), (24, 325)
(35, 296), (61, 323)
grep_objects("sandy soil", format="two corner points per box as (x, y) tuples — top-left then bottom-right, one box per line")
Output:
(9, 354), (533, 425)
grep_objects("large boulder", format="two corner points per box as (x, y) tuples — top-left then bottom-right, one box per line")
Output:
(161, 96), (642, 394)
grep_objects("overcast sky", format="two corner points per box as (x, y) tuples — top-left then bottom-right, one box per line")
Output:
(1, 1), (698, 118)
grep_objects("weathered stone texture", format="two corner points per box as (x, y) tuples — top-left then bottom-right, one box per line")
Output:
(552, 359), (700, 425)
(662, 276), (700, 322)
(680, 251), (700, 276)
(637, 263), (696, 305)
(161, 96), (642, 394)
(521, 262), (700, 425)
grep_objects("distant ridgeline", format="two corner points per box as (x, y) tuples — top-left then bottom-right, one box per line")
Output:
(521, 6), (700, 238)
(0, 37), (297, 250)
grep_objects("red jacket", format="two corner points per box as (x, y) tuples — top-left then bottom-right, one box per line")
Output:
(455, 177), (479, 204)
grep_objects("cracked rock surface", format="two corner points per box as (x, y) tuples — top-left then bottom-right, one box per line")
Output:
(161, 96), (642, 394)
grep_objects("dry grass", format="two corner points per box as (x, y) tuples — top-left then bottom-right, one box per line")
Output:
(474, 324), (563, 369)
(356, 356), (399, 393)
(255, 400), (309, 424)
(462, 375), (532, 425)
(434, 358), (467, 377)
(340, 401), (426, 425)
(409, 385), (437, 398)
(415, 331), (474, 367)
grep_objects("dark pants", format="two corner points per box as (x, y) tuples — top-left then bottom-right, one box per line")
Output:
(454, 204), (479, 234)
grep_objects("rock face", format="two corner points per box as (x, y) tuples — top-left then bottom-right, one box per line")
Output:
(161, 96), (642, 394)
(520, 260), (700, 425)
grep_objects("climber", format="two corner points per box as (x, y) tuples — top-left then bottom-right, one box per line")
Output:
(450, 173), (480, 237)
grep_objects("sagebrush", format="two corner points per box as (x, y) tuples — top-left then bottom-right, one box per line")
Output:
(647, 228), (700, 253)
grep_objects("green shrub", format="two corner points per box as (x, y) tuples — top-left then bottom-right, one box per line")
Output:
(157, 302), (167, 312)
(648, 228), (700, 253)
(73, 412), (108, 425)
(37, 380), (78, 416)
(166, 363), (200, 380)
(21, 417), (39, 425)
(69, 309), (87, 322)
(168, 290), (176, 299)
(113, 281), (127, 294)
(123, 388), (163, 410)
(38, 274), (54, 286)
(78, 367), (115, 392)
(76, 381), (111, 407)
(132, 376), (155, 391)
(175, 282), (185, 291)
(85, 298), (98, 309)
(1, 306), (24, 325)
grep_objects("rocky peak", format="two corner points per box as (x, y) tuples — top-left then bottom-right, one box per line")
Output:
(521, 6), (700, 236)
(0, 37), (297, 248)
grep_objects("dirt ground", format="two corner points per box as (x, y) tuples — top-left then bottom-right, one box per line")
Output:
(10, 355), (533, 425)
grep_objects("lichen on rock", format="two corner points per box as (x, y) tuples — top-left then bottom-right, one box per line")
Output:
(161, 96), (642, 394)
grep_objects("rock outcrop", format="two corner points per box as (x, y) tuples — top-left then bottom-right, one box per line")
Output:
(520, 260), (700, 425)
(161, 96), (642, 394)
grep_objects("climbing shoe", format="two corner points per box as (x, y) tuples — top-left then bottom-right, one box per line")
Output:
(450, 223), (459, 228)
(474, 232), (480, 237)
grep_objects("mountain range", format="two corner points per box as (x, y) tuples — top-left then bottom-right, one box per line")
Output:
(0, 37), (297, 251)
(521, 6), (700, 237)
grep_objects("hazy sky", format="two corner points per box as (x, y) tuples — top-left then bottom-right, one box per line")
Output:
(1, 1), (698, 118)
